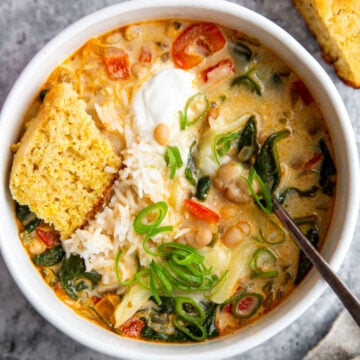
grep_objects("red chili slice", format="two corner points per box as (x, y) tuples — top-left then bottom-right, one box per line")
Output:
(304, 152), (323, 169)
(184, 199), (220, 223)
(172, 23), (226, 69)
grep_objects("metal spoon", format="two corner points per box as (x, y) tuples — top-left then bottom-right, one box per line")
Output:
(272, 196), (360, 326)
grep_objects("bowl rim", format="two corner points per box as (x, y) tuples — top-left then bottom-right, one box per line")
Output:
(0, 0), (359, 359)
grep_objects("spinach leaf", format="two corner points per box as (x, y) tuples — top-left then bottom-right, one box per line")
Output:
(32, 245), (65, 267)
(229, 40), (252, 63)
(237, 115), (258, 163)
(278, 185), (319, 204)
(202, 302), (219, 338)
(57, 254), (101, 300)
(254, 130), (290, 193)
(151, 296), (175, 314)
(319, 139), (336, 196)
(15, 202), (31, 222)
(196, 176), (211, 201)
(294, 227), (319, 285)
(140, 318), (190, 342)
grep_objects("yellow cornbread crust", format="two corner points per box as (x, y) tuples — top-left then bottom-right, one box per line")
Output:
(9, 83), (121, 239)
(293, 0), (360, 88)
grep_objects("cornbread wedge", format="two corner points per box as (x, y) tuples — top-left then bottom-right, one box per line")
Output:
(10, 83), (121, 239)
(293, 0), (360, 88)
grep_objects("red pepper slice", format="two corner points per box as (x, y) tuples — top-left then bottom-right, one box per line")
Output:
(35, 228), (57, 247)
(184, 199), (220, 223)
(91, 296), (102, 305)
(304, 152), (323, 169)
(103, 47), (131, 80)
(202, 59), (235, 83)
(291, 80), (314, 105)
(172, 23), (226, 69)
(120, 317), (145, 338)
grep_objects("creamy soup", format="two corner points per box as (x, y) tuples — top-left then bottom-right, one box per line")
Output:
(10, 19), (336, 342)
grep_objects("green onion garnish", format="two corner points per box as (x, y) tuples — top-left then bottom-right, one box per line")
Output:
(179, 93), (209, 130)
(232, 292), (263, 319)
(213, 131), (239, 165)
(164, 146), (183, 179)
(248, 247), (279, 278)
(245, 166), (273, 214)
(143, 226), (173, 256)
(133, 202), (168, 234)
(231, 68), (263, 96)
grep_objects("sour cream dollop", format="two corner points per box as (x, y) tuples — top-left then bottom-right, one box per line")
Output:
(132, 68), (198, 142)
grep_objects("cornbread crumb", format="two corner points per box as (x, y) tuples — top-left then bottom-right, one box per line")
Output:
(293, 0), (360, 88)
(10, 83), (121, 239)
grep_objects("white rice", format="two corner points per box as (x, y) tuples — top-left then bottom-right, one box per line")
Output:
(62, 123), (189, 287)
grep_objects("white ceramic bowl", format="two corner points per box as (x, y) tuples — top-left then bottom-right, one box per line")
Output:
(0, 1), (359, 359)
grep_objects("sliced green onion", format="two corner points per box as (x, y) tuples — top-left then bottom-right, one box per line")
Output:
(133, 202), (168, 234)
(173, 316), (207, 341)
(232, 292), (263, 319)
(114, 250), (137, 286)
(164, 146), (183, 179)
(168, 259), (203, 285)
(185, 167), (197, 186)
(260, 220), (285, 245)
(245, 167), (273, 214)
(151, 261), (173, 293)
(179, 93), (209, 130)
(143, 226), (173, 256)
(213, 131), (239, 164)
(248, 247), (279, 278)
(231, 68), (263, 96)
(149, 261), (162, 305)
(175, 296), (206, 324)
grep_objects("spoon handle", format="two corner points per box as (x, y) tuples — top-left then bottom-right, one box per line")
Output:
(272, 198), (360, 326)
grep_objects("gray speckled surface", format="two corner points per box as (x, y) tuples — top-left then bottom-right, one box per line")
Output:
(0, 0), (359, 359)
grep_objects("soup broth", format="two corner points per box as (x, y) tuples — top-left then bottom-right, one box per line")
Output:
(10, 19), (336, 342)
